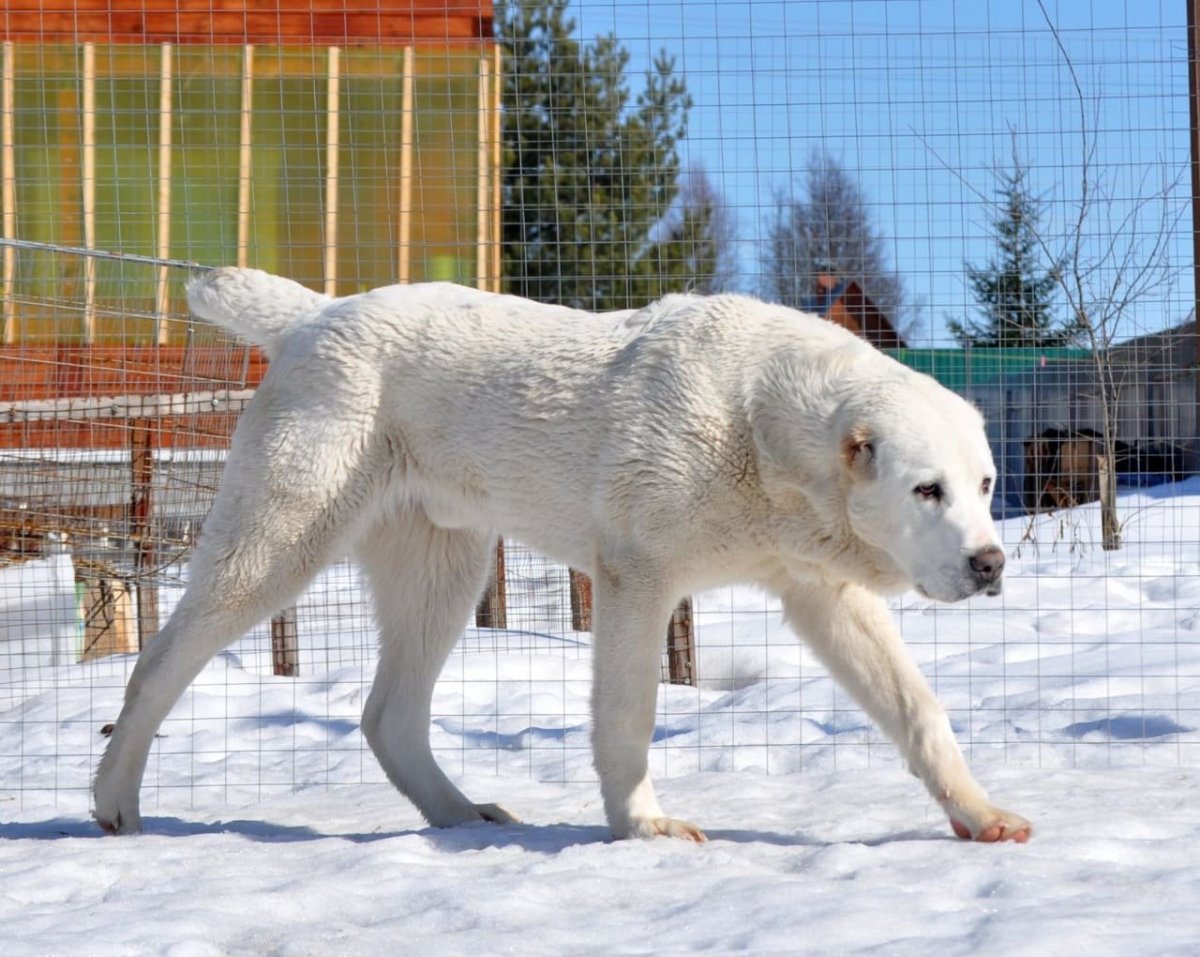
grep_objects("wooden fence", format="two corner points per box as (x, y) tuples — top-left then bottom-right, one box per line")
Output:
(1, 343), (699, 683)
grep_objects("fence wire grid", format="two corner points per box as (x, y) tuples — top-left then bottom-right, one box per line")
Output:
(1, 0), (1198, 818)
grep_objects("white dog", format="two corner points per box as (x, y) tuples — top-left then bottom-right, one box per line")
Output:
(94, 268), (1030, 844)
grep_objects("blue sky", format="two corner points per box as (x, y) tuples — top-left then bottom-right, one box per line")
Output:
(569, 0), (1192, 344)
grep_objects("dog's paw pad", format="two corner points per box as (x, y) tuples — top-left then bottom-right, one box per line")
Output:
(950, 814), (1031, 843)
(475, 803), (520, 825)
(625, 817), (707, 843)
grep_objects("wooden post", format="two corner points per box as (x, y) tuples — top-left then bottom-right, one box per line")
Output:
(474, 537), (507, 629)
(79, 577), (138, 661)
(397, 46), (414, 283)
(667, 597), (696, 686)
(476, 53), (490, 291)
(236, 45), (255, 268)
(569, 569), (592, 631)
(81, 43), (97, 343)
(322, 45), (340, 297)
(491, 45), (502, 292)
(153, 43), (173, 343)
(271, 605), (299, 677)
(130, 421), (159, 648)
(1, 41), (15, 344)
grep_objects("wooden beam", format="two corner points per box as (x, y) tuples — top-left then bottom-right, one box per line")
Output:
(153, 43), (174, 343)
(397, 46), (414, 284)
(491, 45), (502, 293)
(0, 388), (257, 423)
(236, 45), (255, 269)
(1, 42), (15, 343)
(81, 43), (97, 343)
(322, 45), (340, 297)
(0, 5), (496, 47)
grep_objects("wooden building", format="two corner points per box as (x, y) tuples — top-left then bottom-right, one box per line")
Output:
(806, 273), (906, 349)
(0, 1), (500, 344)
(0, 4), (501, 657)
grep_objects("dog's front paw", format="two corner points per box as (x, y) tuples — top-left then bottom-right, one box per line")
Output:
(949, 805), (1031, 843)
(92, 789), (143, 835)
(93, 764), (143, 835)
(473, 802), (520, 825)
(615, 816), (707, 843)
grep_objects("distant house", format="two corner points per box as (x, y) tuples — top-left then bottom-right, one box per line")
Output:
(804, 274), (906, 349)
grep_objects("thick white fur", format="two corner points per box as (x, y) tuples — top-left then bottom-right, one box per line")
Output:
(94, 268), (1031, 843)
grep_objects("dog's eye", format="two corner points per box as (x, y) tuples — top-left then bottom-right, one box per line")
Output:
(981, 477), (993, 496)
(914, 482), (943, 501)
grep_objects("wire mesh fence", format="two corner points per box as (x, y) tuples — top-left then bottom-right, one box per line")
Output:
(1, 1), (1198, 819)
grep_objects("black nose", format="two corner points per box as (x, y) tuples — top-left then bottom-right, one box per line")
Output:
(969, 545), (1006, 583)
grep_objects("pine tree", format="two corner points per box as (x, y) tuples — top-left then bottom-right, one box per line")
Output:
(949, 160), (1074, 347)
(763, 150), (908, 328)
(497, 0), (711, 309)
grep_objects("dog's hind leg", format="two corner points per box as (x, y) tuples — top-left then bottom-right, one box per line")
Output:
(94, 409), (370, 834)
(590, 567), (706, 842)
(357, 510), (517, 828)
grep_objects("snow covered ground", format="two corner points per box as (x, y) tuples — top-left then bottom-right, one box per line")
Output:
(2, 483), (1198, 954)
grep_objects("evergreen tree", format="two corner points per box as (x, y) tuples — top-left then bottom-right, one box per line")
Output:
(497, 0), (711, 309)
(763, 150), (908, 328)
(949, 159), (1075, 347)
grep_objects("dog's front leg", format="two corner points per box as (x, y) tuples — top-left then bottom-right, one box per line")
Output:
(782, 581), (1031, 843)
(590, 569), (706, 842)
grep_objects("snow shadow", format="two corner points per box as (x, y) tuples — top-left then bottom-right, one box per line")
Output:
(1062, 714), (1193, 740)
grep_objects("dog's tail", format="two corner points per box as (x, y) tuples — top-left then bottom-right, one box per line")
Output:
(187, 267), (328, 355)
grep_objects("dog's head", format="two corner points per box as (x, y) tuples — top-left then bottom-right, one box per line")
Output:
(752, 355), (1004, 603)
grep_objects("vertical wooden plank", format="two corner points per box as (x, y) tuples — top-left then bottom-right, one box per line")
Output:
(236, 45), (255, 269)
(474, 537), (508, 630)
(81, 43), (97, 343)
(667, 597), (696, 686)
(322, 45), (340, 297)
(569, 569), (592, 632)
(271, 606), (300, 677)
(397, 46), (414, 283)
(80, 578), (138, 661)
(153, 43), (173, 343)
(491, 45), (502, 293)
(1, 41), (15, 344)
(130, 421), (159, 648)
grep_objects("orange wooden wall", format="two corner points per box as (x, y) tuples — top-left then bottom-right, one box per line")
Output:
(0, 1), (494, 45)
(0, 346), (268, 448)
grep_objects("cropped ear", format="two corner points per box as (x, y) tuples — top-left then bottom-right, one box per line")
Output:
(840, 425), (876, 479)
(750, 406), (803, 487)
(748, 353), (845, 492)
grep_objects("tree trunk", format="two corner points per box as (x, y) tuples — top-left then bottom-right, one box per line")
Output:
(1099, 452), (1121, 550)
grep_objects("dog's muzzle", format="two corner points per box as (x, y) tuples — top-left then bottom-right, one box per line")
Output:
(969, 545), (1005, 596)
